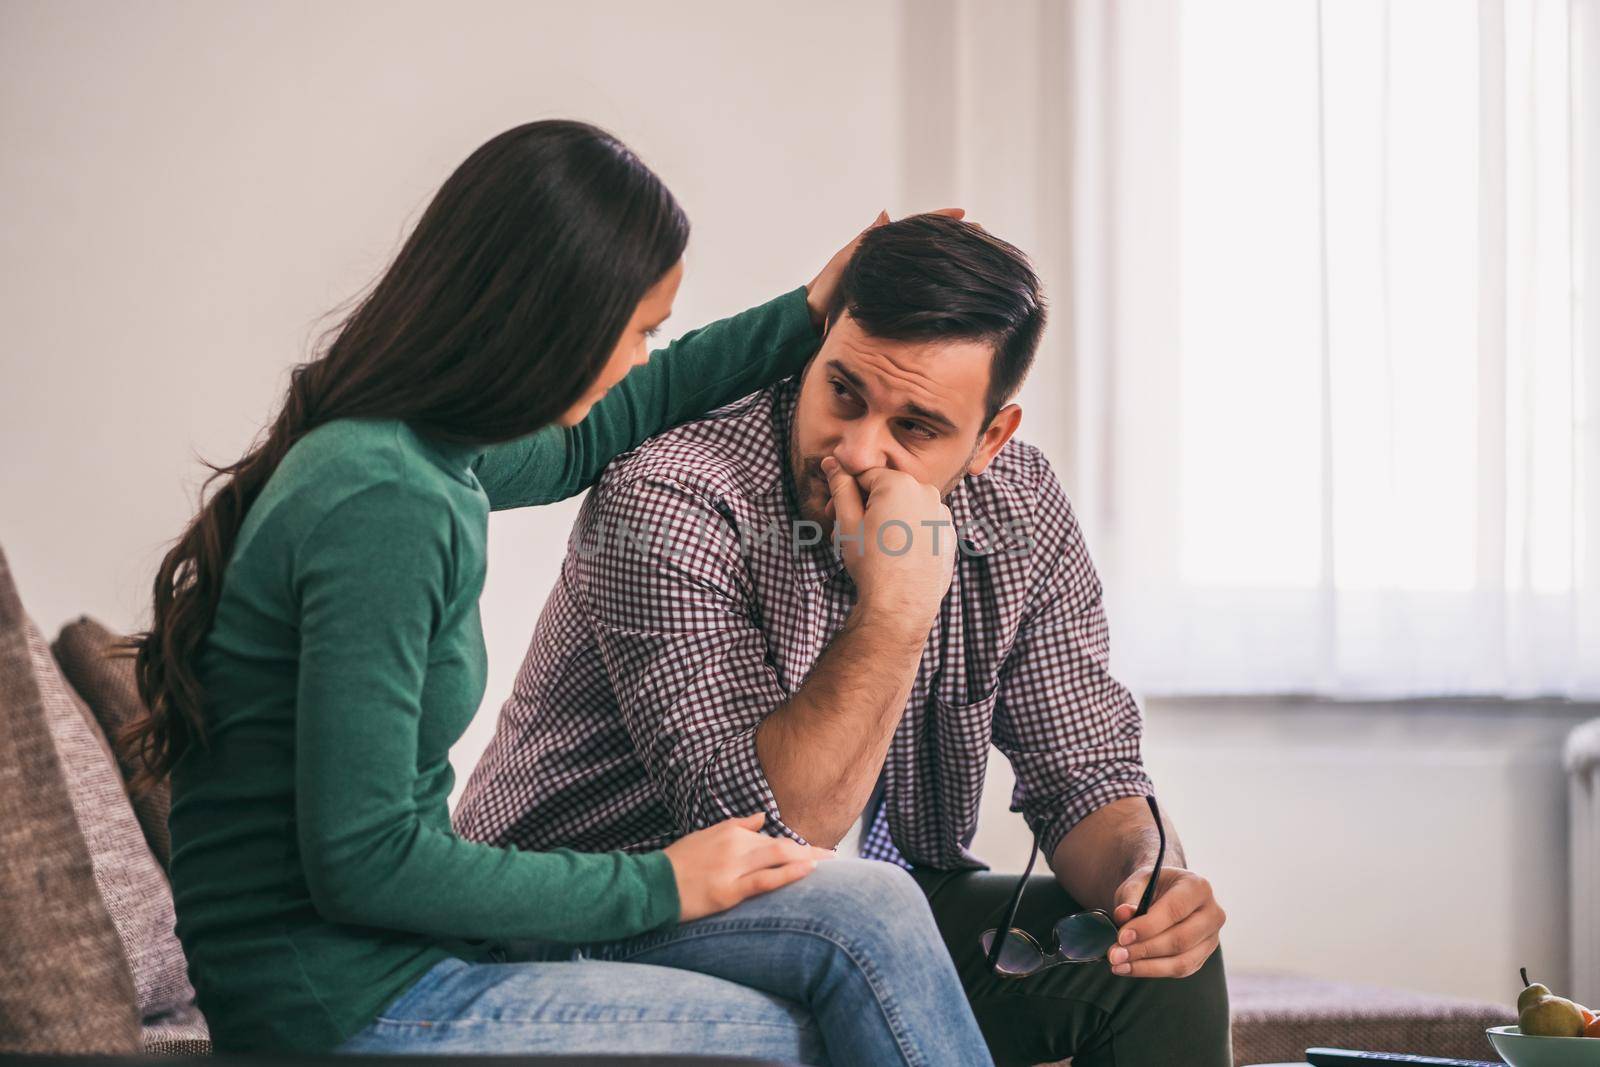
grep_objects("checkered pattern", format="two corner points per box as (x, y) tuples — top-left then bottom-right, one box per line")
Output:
(454, 376), (1154, 870)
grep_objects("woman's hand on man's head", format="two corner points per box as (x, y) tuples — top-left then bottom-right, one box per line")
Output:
(804, 207), (968, 330)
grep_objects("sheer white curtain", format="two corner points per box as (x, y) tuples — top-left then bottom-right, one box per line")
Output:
(1043, 0), (1600, 698)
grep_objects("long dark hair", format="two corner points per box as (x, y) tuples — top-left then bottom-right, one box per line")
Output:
(122, 120), (689, 791)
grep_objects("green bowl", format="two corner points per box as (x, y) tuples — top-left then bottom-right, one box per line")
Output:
(1488, 1025), (1600, 1067)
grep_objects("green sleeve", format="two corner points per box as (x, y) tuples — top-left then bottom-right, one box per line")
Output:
(291, 480), (680, 941)
(472, 285), (819, 510)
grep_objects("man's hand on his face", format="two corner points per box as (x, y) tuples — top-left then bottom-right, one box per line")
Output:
(821, 457), (955, 625)
(1105, 867), (1227, 979)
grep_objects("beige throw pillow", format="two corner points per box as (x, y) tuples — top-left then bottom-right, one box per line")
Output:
(26, 619), (197, 1021)
(0, 546), (139, 1053)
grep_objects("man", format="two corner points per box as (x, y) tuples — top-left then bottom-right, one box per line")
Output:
(455, 215), (1230, 1067)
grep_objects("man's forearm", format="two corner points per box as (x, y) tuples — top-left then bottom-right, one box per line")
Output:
(1048, 795), (1188, 912)
(753, 600), (928, 847)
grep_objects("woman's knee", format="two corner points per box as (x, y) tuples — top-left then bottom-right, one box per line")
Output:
(802, 857), (924, 904)
(792, 859), (942, 949)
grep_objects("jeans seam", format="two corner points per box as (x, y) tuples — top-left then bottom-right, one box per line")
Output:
(588, 916), (922, 1067)
(365, 1015), (817, 1031)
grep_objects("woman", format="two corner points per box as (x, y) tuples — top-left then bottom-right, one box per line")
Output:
(124, 120), (992, 1064)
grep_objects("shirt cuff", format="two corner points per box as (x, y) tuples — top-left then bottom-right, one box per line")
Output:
(702, 725), (810, 846)
(1029, 771), (1157, 862)
(773, 284), (822, 348)
(635, 849), (683, 928)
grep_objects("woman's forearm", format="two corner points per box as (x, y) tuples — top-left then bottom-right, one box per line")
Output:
(473, 286), (819, 509)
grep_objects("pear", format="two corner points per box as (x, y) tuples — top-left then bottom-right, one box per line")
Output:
(1518, 966), (1553, 1014)
(1520, 994), (1586, 1038)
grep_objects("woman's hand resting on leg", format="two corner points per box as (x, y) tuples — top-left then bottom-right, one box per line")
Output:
(663, 813), (835, 921)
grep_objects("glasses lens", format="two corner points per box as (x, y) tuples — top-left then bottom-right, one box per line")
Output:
(1055, 911), (1119, 961)
(979, 928), (1045, 977)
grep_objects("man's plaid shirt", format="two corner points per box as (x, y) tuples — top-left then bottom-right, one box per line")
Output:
(454, 375), (1154, 870)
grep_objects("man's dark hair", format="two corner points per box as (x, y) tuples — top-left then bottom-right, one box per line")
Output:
(835, 213), (1045, 422)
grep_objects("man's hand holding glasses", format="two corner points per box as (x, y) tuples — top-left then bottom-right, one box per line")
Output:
(1105, 851), (1226, 979)
(982, 795), (1226, 981)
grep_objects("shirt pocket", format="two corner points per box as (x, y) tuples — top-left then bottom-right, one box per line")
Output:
(927, 683), (999, 757)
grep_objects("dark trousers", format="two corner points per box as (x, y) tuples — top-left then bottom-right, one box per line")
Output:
(909, 868), (1233, 1067)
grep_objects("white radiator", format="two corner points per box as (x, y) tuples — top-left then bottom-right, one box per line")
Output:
(1568, 719), (1600, 1007)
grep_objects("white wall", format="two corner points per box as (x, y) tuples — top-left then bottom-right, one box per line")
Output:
(966, 697), (1592, 1005)
(2, 0), (1586, 1011)
(0, 0), (903, 775)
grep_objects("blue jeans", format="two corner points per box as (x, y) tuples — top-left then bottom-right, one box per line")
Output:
(337, 858), (992, 1066)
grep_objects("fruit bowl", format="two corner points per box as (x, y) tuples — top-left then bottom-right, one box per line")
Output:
(1488, 1025), (1600, 1066)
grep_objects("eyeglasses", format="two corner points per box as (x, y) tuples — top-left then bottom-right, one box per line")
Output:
(979, 794), (1165, 978)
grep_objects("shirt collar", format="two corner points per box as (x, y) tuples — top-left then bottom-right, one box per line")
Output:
(946, 477), (997, 557)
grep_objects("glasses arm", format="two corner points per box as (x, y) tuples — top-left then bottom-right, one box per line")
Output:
(1133, 794), (1165, 918)
(984, 835), (1041, 974)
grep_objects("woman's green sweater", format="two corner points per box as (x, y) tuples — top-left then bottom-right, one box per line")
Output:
(167, 288), (819, 1052)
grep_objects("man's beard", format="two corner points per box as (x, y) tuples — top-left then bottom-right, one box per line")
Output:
(791, 452), (832, 528)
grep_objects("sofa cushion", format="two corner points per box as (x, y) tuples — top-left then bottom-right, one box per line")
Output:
(25, 615), (198, 1022)
(142, 1000), (212, 1055)
(0, 546), (140, 1054)
(53, 616), (173, 869)
(1229, 971), (1514, 1064)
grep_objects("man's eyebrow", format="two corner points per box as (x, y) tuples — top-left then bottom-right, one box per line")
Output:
(825, 358), (960, 433)
(824, 359), (865, 390)
(902, 401), (959, 434)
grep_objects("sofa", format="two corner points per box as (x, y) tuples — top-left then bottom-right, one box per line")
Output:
(0, 544), (208, 1055)
(0, 542), (1514, 1064)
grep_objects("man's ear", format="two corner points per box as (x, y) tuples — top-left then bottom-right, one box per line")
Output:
(967, 404), (1022, 477)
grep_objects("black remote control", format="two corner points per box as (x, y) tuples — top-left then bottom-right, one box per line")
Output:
(1305, 1049), (1502, 1067)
